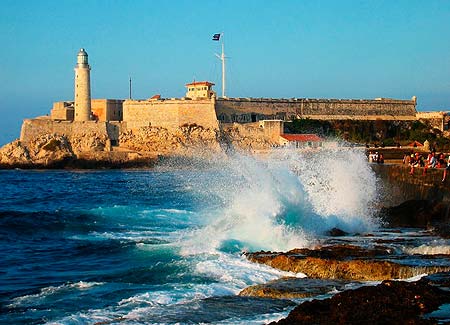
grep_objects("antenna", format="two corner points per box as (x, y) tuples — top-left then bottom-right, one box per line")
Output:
(214, 33), (226, 98)
(129, 77), (132, 99)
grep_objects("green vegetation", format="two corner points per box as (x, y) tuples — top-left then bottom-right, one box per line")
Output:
(285, 118), (450, 151)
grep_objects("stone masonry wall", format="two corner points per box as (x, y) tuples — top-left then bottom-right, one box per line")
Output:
(122, 99), (218, 131)
(216, 98), (417, 123)
(371, 164), (450, 207)
(416, 112), (445, 131)
(20, 119), (122, 143)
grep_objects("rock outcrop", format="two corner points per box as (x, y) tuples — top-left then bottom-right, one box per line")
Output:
(0, 122), (282, 168)
(0, 133), (157, 169)
(119, 124), (221, 153)
(245, 245), (450, 281)
(270, 278), (450, 325)
(380, 199), (450, 228)
(239, 277), (355, 299)
(0, 135), (74, 168)
(69, 131), (109, 153)
(220, 124), (276, 151)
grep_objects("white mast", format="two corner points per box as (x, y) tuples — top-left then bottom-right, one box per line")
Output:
(215, 33), (226, 98)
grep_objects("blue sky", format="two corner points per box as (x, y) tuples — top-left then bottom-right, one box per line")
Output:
(1, 0), (449, 145)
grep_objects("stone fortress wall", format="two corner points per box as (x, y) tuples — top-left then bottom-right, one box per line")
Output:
(122, 98), (219, 131)
(215, 97), (418, 124)
(20, 118), (123, 144)
(21, 93), (421, 145)
(416, 111), (449, 131)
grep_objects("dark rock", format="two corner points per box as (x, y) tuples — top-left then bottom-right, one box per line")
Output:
(380, 199), (450, 228)
(287, 244), (393, 260)
(326, 227), (349, 237)
(239, 277), (356, 299)
(430, 222), (450, 239)
(423, 271), (450, 289)
(270, 279), (450, 325)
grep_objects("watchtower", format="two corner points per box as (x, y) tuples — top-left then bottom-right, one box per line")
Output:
(185, 81), (216, 100)
(74, 48), (92, 121)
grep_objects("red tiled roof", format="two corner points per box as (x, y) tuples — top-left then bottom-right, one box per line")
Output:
(280, 134), (323, 142)
(407, 141), (423, 147)
(185, 81), (215, 87)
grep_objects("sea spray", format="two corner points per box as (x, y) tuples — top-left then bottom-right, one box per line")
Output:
(165, 146), (381, 255)
(282, 147), (380, 232)
(0, 148), (383, 324)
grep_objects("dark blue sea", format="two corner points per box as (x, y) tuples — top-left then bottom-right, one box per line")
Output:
(1, 150), (449, 324)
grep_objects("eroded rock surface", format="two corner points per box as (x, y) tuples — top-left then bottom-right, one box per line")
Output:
(239, 277), (355, 299)
(0, 135), (74, 168)
(119, 125), (221, 153)
(245, 245), (450, 281)
(270, 279), (450, 325)
(380, 199), (450, 228)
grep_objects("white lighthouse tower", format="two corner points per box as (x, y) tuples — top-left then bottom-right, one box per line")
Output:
(74, 48), (91, 121)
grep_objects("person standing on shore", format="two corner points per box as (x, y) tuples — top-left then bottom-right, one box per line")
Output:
(442, 155), (450, 182)
(423, 152), (436, 175)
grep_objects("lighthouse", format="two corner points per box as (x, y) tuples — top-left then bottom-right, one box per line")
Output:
(74, 48), (91, 121)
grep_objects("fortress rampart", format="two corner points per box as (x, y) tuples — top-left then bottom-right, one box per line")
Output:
(215, 97), (417, 123)
(123, 98), (219, 131)
(20, 118), (123, 144)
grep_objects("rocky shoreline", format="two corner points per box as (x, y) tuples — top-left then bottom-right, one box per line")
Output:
(269, 277), (450, 324)
(3, 132), (450, 323)
(238, 198), (450, 324)
(240, 228), (450, 324)
(0, 123), (279, 169)
(238, 205), (450, 325)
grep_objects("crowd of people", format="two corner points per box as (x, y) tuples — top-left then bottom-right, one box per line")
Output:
(367, 149), (450, 182)
(403, 151), (450, 182)
(368, 151), (385, 164)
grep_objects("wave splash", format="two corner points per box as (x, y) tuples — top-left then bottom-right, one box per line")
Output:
(176, 146), (380, 255)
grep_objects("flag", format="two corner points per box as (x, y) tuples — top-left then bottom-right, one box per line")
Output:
(212, 33), (221, 41)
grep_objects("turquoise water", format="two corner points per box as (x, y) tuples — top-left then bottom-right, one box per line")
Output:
(1, 149), (418, 324)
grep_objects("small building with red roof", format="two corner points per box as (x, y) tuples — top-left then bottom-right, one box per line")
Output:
(279, 133), (324, 148)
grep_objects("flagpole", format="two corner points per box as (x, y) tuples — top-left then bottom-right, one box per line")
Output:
(214, 32), (226, 98)
(221, 36), (225, 98)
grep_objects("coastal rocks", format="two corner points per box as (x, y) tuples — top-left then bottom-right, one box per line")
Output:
(430, 222), (450, 239)
(28, 134), (74, 163)
(69, 131), (109, 153)
(270, 279), (450, 325)
(221, 125), (275, 151)
(245, 245), (450, 281)
(239, 277), (355, 299)
(119, 124), (221, 153)
(325, 227), (349, 237)
(0, 133), (158, 169)
(380, 199), (450, 228)
(0, 140), (31, 166)
(0, 135), (74, 168)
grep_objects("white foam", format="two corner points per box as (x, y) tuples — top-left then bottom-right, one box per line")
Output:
(9, 281), (104, 308)
(193, 253), (306, 293)
(179, 147), (379, 255)
(404, 244), (450, 255)
(398, 273), (429, 282)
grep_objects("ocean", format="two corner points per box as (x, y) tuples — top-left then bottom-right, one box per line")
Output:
(1, 149), (449, 324)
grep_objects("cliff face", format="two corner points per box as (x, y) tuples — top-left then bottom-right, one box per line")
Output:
(0, 123), (277, 168)
(119, 124), (222, 153)
(0, 135), (74, 168)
